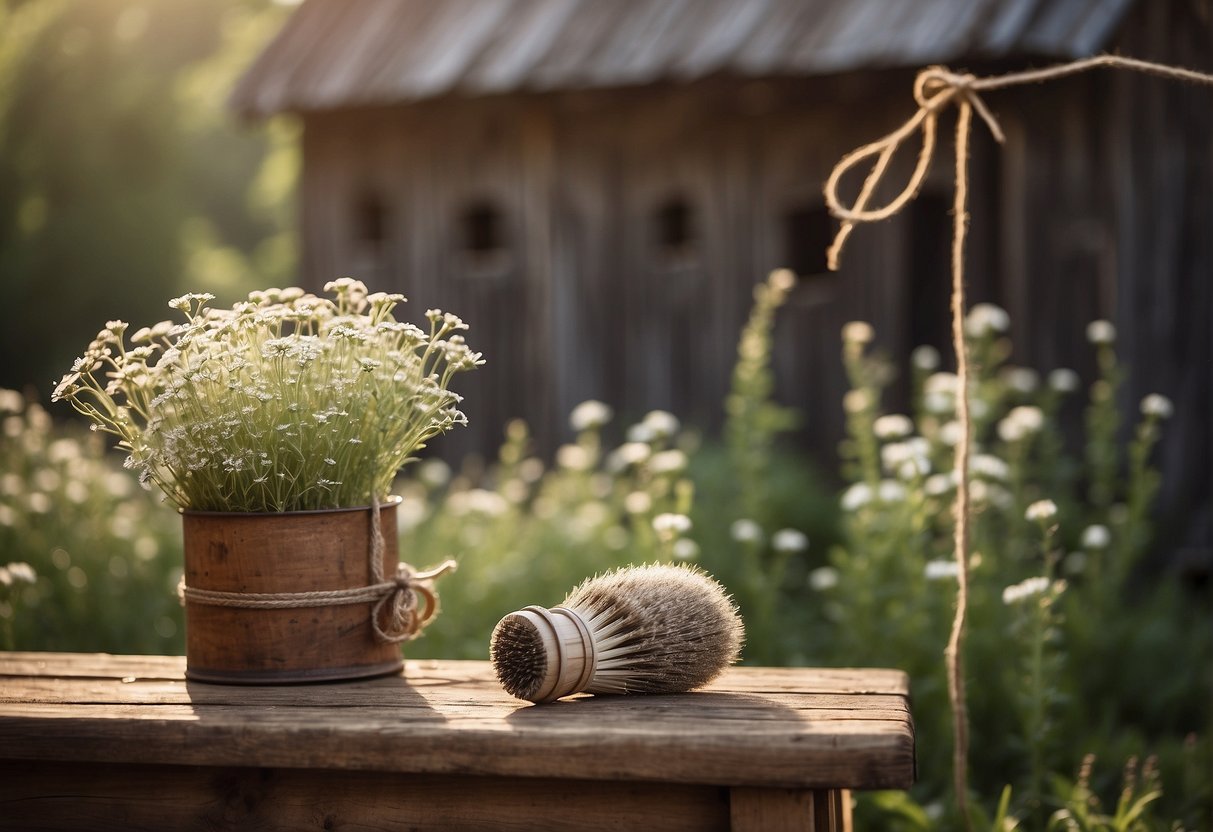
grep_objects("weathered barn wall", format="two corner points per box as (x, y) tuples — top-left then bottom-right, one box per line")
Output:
(296, 75), (940, 466)
(290, 3), (1209, 568)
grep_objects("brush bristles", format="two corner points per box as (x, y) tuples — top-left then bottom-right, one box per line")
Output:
(490, 614), (549, 701)
(564, 563), (744, 695)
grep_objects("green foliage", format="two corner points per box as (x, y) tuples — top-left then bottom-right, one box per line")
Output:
(0, 0), (296, 401)
(824, 310), (1210, 830)
(0, 388), (182, 653)
(399, 409), (699, 660)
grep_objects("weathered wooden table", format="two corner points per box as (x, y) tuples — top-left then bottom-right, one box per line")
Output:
(0, 653), (914, 831)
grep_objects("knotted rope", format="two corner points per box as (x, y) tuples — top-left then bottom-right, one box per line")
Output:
(823, 53), (1213, 828)
(181, 494), (456, 644)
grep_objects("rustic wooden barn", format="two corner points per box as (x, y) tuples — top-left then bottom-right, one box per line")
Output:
(230, 0), (1210, 568)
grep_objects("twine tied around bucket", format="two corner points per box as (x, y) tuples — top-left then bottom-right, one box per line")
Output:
(180, 494), (456, 644)
(823, 53), (1213, 829)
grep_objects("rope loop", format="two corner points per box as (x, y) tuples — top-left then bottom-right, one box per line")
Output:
(824, 65), (1005, 270)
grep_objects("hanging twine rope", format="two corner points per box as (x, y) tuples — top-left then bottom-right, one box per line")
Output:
(823, 53), (1213, 828)
(181, 494), (456, 644)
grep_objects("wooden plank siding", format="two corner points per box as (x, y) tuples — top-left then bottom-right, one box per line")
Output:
(275, 0), (1210, 566)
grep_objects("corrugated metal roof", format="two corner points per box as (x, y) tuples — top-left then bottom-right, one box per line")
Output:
(230, 0), (1136, 116)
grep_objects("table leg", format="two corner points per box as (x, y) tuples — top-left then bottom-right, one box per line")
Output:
(729, 787), (852, 832)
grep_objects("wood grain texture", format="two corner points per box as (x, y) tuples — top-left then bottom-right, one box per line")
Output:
(0, 654), (915, 791)
(730, 787), (817, 832)
(0, 760), (731, 832)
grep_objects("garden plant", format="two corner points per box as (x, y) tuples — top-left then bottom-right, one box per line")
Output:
(2, 271), (1207, 829)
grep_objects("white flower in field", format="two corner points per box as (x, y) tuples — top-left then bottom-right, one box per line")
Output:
(1002, 576), (1051, 605)
(878, 480), (907, 503)
(625, 491), (653, 515)
(1063, 551), (1087, 575)
(417, 459), (451, 488)
(970, 454), (1009, 481)
(512, 457), (543, 484)
(626, 422), (656, 443)
(998, 405), (1045, 442)
(772, 529), (809, 553)
(652, 513), (692, 536)
(965, 303), (1010, 337)
(607, 442), (651, 471)
(1003, 367), (1040, 394)
(874, 414), (914, 439)
(642, 410), (680, 439)
(898, 458), (930, 480)
(842, 321), (875, 345)
(2, 562), (36, 585)
(1048, 368), (1081, 393)
(569, 399), (613, 432)
(808, 566), (839, 591)
(925, 473), (955, 496)
(730, 518), (763, 544)
(939, 420), (963, 447)
(841, 482), (873, 511)
(883, 440), (930, 479)
(1086, 319), (1116, 345)
(649, 449), (688, 474)
(1025, 499), (1058, 523)
(925, 372), (959, 396)
(672, 538), (700, 561)
(501, 479), (528, 504)
(1140, 394), (1173, 419)
(448, 488), (509, 518)
(556, 444), (592, 471)
(769, 268), (796, 292)
(911, 345), (941, 371)
(924, 392), (953, 415)
(1081, 524), (1111, 549)
(843, 389), (872, 414)
(0, 389), (23, 414)
(924, 559), (959, 580)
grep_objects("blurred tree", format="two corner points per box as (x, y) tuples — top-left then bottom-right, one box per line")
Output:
(0, 0), (297, 401)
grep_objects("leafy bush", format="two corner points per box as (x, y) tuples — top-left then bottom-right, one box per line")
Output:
(0, 389), (182, 653)
(4, 270), (1206, 831)
(821, 309), (1210, 830)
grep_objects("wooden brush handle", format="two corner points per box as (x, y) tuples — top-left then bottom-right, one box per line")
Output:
(503, 606), (597, 703)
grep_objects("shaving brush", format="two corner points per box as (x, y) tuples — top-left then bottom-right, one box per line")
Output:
(490, 563), (744, 703)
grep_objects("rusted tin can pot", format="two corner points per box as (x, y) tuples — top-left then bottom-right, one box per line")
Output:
(182, 498), (403, 684)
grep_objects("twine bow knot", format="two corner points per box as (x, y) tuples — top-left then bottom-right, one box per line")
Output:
(824, 65), (1005, 271)
(371, 560), (455, 644)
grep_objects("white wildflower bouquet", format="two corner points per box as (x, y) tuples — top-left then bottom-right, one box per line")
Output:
(53, 279), (481, 512)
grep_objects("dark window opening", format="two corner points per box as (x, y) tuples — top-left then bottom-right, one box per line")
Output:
(654, 197), (697, 265)
(456, 199), (512, 278)
(461, 201), (505, 255)
(782, 202), (833, 278)
(657, 199), (693, 249)
(354, 192), (388, 247)
(908, 191), (952, 355)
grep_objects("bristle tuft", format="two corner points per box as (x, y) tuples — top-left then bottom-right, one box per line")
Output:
(563, 563), (744, 695)
(490, 615), (550, 701)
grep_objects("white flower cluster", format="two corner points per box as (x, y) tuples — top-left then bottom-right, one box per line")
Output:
(1001, 576), (1052, 605)
(1025, 499), (1058, 523)
(52, 279), (482, 511)
(965, 303), (1010, 338)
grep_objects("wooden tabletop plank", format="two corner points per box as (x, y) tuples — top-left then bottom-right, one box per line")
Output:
(0, 652), (916, 791)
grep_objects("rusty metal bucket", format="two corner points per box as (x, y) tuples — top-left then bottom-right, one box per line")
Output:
(182, 498), (404, 684)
